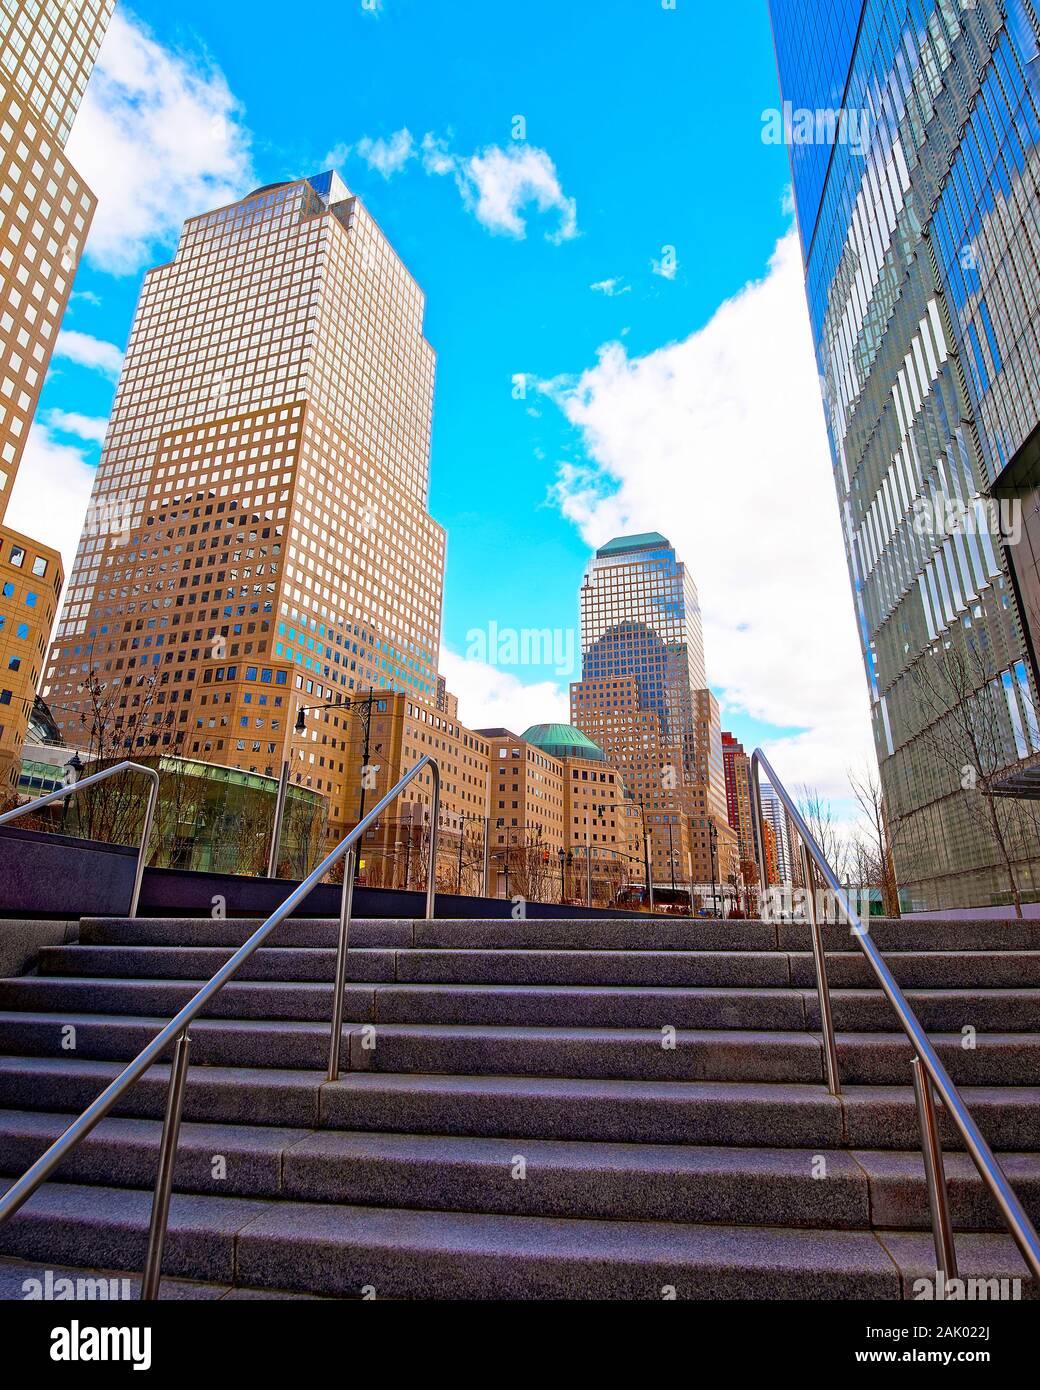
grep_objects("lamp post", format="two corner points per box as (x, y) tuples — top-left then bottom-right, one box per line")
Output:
(709, 820), (719, 918)
(558, 847), (566, 905)
(61, 752), (84, 834)
(272, 689), (374, 881)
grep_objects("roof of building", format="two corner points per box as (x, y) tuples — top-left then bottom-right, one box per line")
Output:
(595, 532), (671, 559)
(520, 723), (606, 762)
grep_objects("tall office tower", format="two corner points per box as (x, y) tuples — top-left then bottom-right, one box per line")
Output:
(580, 533), (706, 778)
(770, 0), (1040, 908)
(759, 781), (793, 887)
(722, 731), (760, 884)
(43, 171), (446, 842)
(0, 0), (114, 789)
(572, 532), (732, 887)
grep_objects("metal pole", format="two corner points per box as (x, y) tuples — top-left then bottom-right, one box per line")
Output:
(801, 842), (841, 1097)
(141, 1030), (191, 1300)
(130, 768), (159, 920)
(482, 817), (490, 898)
(586, 844), (592, 909)
(327, 848), (356, 1082)
(688, 851), (695, 917)
(266, 758), (290, 880)
(912, 1055), (959, 1284)
(646, 836), (655, 914)
(425, 763), (441, 921)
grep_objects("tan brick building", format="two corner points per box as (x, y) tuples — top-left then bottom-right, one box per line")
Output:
(42, 172), (446, 841)
(0, 0), (113, 786)
(0, 526), (61, 790)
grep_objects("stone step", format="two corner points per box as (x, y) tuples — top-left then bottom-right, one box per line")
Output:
(4, 974), (1038, 1034)
(0, 1055), (324, 1128)
(82, 915), (1040, 953)
(0, 1179), (901, 1299)
(6, 1008), (1036, 1086)
(0, 1013), (827, 1082)
(4, 1109), (1040, 1235)
(2, 1053), (1038, 1149)
(0, 1255), (326, 1301)
(39, 943), (1040, 989)
(3, 1180), (1033, 1299)
(0, 1111), (868, 1227)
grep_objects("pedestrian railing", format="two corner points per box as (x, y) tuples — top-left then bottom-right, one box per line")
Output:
(751, 748), (1040, 1283)
(0, 755), (441, 1299)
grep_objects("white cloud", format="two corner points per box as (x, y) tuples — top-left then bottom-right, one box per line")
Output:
(356, 128), (415, 178)
(4, 424), (95, 576)
(54, 330), (124, 379)
(590, 277), (630, 297)
(44, 410), (109, 445)
(67, 11), (253, 275)
(440, 646), (569, 735)
(546, 230), (876, 800)
(423, 136), (577, 244)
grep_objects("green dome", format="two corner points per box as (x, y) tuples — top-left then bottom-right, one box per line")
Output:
(520, 723), (606, 762)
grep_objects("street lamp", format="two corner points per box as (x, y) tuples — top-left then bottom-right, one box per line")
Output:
(709, 820), (719, 918)
(558, 847), (566, 905)
(270, 690), (375, 880)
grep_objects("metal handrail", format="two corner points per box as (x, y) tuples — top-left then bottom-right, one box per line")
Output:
(750, 748), (1040, 1284)
(0, 761), (159, 919)
(0, 754), (441, 1299)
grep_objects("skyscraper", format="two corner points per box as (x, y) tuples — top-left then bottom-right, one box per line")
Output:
(571, 532), (736, 887)
(770, 0), (1040, 909)
(43, 170), (446, 843)
(0, 0), (115, 788)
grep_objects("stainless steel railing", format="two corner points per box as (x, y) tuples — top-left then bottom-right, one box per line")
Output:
(0, 761), (160, 919)
(750, 748), (1040, 1284)
(0, 754), (441, 1300)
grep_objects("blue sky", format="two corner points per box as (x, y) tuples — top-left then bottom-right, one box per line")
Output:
(11, 0), (876, 808)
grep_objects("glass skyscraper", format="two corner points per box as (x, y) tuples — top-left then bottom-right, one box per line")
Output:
(771, 0), (1040, 908)
(571, 533), (737, 886)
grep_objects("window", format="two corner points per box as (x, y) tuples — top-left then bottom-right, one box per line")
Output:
(8, 657), (20, 672)
(9, 546), (24, 568)
(31, 556), (47, 578)
(0, 690), (11, 705)
(16, 623), (28, 640)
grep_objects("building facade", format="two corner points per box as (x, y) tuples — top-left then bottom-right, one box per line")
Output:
(42, 171), (446, 844)
(0, 0), (113, 789)
(722, 731), (762, 890)
(571, 532), (734, 890)
(771, 0), (1040, 908)
(0, 526), (61, 790)
(342, 687), (490, 892)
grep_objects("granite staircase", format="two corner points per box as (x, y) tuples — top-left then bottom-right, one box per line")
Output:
(0, 913), (1038, 1299)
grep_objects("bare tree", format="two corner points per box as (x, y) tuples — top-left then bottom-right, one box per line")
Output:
(848, 764), (905, 918)
(797, 785), (852, 883)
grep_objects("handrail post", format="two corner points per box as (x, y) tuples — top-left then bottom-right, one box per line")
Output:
(130, 769), (160, 920)
(425, 762), (440, 921)
(801, 842), (841, 1097)
(912, 1055), (959, 1285)
(267, 758), (291, 880)
(141, 1029), (191, 1301)
(327, 848), (356, 1082)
